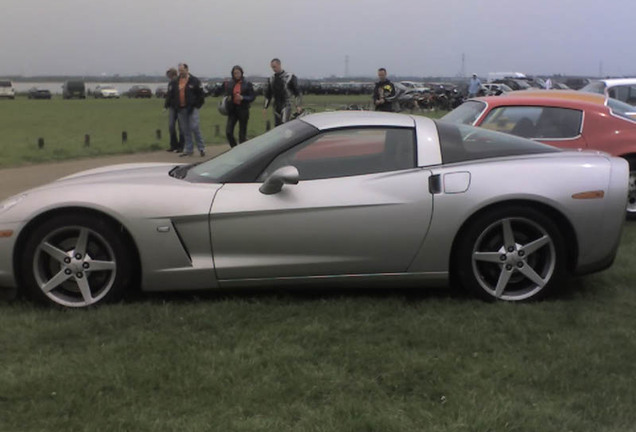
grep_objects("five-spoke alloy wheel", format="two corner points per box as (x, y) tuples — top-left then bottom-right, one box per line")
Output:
(20, 214), (132, 308)
(456, 206), (566, 302)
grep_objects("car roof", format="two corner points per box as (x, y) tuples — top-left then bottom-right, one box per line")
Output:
(300, 111), (421, 130)
(471, 94), (609, 112)
(595, 78), (636, 86)
(505, 90), (607, 104)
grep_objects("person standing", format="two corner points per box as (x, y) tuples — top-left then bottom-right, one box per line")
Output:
(167, 63), (206, 157)
(263, 58), (302, 126)
(467, 73), (482, 98)
(164, 68), (184, 152)
(373, 68), (396, 112)
(544, 77), (553, 89)
(225, 65), (255, 147)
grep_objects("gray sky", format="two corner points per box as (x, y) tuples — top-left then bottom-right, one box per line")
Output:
(2, 0), (633, 79)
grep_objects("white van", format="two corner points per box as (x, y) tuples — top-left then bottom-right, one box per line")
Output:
(0, 80), (15, 99)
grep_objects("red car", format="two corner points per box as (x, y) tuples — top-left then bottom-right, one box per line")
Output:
(443, 94), (636, 216)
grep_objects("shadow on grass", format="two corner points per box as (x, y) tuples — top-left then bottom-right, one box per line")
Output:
(130, 282), (467, 307)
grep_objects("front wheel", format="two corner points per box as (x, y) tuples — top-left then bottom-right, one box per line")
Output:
(20, 214), (133, 308)
(455, 206), (566, 302)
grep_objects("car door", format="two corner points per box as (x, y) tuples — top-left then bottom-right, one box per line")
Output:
(210, 127), (434, 280)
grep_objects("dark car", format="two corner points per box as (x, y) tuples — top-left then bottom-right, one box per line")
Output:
(127, 85), (153, 98)
(62, 80), (86, 99)
(155, 86), (167, 98)
(27, 87), (52, 100)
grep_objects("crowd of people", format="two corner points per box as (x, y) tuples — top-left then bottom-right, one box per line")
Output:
(163, 58), (306, 156)
(163, 60), (412, 154)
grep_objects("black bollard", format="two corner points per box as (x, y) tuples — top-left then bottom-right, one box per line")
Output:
(84, 134), (90, 147)
(122, 131), (128, 144)
(266, 120), (271, 131)
(215, 124), (220, 137)
(156, 129), (162, 140)
(38, 137), (44, 149)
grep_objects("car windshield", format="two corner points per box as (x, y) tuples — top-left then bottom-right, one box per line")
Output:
(441, 100), (487, 125)
(186, 120), (317, 182)
(514, 80), (532, 89)
(434, 120), (560, 164)
(581, 81), (606, 94)
(0, 81), (11, 87)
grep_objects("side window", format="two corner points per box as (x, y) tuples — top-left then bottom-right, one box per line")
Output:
(480, 106), (542, 137)
(627, 86), (636, 105)
(533, 107), (582, 138)
(481, 106), (581, 139)
(260, 128), (416, 181)
(613, 86), (630, 103)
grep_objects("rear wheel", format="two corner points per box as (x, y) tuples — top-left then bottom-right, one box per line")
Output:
(20, 214), (132, 308)
(626, 158), (636, 219)
(455, 206), (566, 302)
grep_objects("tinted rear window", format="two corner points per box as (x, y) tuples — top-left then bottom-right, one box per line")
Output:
(434, 120), (560, 164)
(0, 81), (11, 87)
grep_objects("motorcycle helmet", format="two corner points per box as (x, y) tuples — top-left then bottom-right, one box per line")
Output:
(217, 96), (229, 116)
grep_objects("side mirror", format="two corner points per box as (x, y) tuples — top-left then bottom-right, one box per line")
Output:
(259, 166), (299, 195)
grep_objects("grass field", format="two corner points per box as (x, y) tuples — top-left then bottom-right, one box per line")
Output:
(0, 94), (445, 167)
(1, 224), (635, 431)
(1, 95), (636, 431)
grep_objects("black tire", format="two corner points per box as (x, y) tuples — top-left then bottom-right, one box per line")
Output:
(20, 214), (133, 308)
(455, 206), (566, 302)
(626, 158), (636, 220)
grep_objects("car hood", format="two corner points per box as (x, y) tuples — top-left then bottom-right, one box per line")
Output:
(54, 163), (182, 186)
(0, 163), (223, 224)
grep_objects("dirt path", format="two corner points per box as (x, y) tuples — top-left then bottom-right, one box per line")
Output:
(0, 146), (228, 199)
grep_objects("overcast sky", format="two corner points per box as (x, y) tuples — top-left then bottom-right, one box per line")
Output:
(1, 0), (633, 79)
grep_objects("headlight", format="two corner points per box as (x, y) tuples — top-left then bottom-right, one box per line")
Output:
(0, 194), (27, 214)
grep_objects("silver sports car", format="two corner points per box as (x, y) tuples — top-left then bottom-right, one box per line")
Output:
(0, 112), (629, 308)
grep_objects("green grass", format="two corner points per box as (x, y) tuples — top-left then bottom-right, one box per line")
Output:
(1, 224), (635, 431)
(0, 94), (443, 167)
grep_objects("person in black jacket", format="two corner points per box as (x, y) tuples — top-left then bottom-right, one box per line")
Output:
(164, 67), (184, 152)
(373, 68), (396, 112)
(263, 58), (302, 126)
(225, 65), (255, 147)
(166, 63), (206, 157)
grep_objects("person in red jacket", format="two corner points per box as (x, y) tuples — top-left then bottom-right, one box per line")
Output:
(224, 65), (255, 147)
